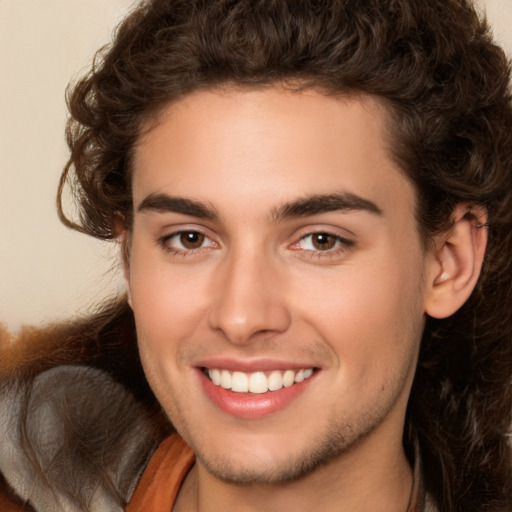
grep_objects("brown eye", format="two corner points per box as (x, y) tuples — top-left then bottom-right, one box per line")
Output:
(311, 233), (337, 250)
(179, 231), (205, 249)
(295, 231), (353, 257)
(160, 230), (216, 254)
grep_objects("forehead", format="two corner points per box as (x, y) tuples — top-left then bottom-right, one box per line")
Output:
(132, 87), (416, 225)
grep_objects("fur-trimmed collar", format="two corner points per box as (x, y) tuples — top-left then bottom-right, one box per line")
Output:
(0, 365), (162, 512)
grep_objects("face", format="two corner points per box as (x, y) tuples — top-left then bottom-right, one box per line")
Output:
(127, 87), (430, 485)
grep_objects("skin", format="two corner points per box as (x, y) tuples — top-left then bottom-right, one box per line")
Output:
(125, 87), (450, 511)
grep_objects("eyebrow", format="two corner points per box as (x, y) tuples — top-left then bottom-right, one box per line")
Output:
(270, 193), (383, 222)
(137, 193), (219, 220)
(137, 191), (382, 222)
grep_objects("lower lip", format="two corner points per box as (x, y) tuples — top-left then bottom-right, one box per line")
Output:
(198, 370), (316, 419)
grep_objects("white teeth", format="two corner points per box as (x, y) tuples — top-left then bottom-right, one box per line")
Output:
(249, 372), (268, 394)
(231, 371), (249, 392)
(207, 367), (315, 394)
(220, 370), (232, 389)
(283, 370), (295, 388)
(267, 370), (284, 391)
(209, 369), (221, 385)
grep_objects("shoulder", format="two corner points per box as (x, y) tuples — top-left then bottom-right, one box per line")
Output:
(0, 364), (165, 512)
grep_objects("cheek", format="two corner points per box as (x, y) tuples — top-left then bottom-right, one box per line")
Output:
(129, 248), (210, 337)
(290, 248), (425, 370)
(128, 254), (205, 405)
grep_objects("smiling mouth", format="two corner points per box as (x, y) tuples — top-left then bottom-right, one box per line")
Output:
(202, 367), (316, 394)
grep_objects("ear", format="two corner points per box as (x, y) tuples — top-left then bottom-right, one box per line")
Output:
(116, 226), (133, 308)
(424, 204), (487, 319)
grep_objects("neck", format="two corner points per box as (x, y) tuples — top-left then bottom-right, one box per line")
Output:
(174, 430), (414, 512)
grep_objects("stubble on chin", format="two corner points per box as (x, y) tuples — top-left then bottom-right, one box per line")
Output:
(193, 418), (380, 486)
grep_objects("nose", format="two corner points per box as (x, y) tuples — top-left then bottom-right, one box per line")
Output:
(207, 249), (291, 345)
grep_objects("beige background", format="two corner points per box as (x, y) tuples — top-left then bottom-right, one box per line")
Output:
(1, 0), (511, 330)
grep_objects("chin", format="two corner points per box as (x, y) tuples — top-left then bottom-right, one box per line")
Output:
(193, 425), (364, 486)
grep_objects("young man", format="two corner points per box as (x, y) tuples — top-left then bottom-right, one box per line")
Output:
(1, 1), (511, 511)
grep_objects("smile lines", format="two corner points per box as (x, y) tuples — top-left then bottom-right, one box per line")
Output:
(206, 368), (315, 394)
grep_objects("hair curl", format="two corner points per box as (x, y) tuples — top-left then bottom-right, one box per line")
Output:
(58, 1), (512, 510)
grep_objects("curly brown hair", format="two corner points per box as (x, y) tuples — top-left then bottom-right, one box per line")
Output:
(58, 1), (512, 510)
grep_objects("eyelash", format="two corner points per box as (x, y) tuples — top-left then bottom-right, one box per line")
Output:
(157, 230), (354, 259)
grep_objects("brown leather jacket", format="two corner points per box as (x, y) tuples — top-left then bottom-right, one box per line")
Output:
(0, 304), (168, 511)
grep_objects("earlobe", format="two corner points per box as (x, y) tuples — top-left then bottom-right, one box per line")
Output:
(125, 280), (133, 309)
(424, 204), (487, 319)
(117, 230), (133, 308)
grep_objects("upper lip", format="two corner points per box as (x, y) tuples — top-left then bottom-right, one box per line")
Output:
(195, 357), (319, 373)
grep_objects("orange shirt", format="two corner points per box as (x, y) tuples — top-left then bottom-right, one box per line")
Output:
(127, 434), (428, 512)
(127, 434), (195, 512)
(0, 474), (30, 512)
